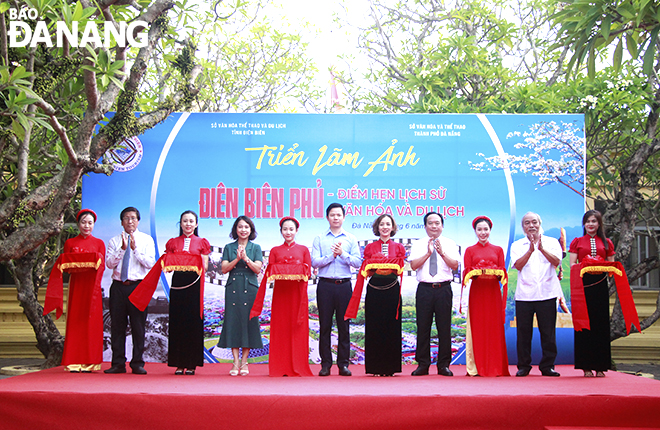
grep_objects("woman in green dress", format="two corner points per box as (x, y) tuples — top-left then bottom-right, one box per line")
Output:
(217, 215), (263, 376)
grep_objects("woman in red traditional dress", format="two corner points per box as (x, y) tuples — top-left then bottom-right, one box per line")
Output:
(166, 210), (210, 375)
(569, 210), (615, 377)
(44, 209), (105, 372)
(253, 217), (313, 376)
(462, 216), (509, 377)
(360, 214), (406, 376)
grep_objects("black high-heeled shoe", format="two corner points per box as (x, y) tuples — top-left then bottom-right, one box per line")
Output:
(175, 368), (184, 375)
(185, 368), (195, 375)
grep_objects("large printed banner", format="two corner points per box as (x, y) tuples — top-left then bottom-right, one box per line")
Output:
(84, 113), (585, 365)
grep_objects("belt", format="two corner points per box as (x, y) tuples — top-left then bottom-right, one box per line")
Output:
(419, 281), (451, 288)
(319, 277), (351, 284)
(120, 279), (142, 286)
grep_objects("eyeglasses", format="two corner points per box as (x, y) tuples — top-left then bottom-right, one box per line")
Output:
(122, 217), (138, 222)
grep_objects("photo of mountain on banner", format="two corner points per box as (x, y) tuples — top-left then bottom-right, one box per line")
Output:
(81, 112), (585, 367)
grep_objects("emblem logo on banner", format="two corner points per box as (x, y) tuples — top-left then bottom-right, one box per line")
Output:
(106, 136), (143, 172)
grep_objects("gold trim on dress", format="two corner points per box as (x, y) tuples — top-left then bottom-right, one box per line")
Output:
(58, 260), (101, 271)
(162, 264), (202, 275)
(267, 274), (309, 281)
(360, 263), (404, 277)
(463, 268), (507, 287)
(579, 265), (622, 277)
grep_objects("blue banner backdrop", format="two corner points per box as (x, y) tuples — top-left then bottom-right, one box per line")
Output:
(84, 113), (585, 366)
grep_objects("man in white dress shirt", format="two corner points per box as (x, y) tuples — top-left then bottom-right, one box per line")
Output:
(409, 212), (460, 376)
(510, 212), (563, 377)
(104, 207), (156, 374)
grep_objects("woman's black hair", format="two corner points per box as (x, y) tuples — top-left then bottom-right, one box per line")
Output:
(178, 210), (199, 237)
(230, 215), (257, 241)
(582, 209), (609, 251)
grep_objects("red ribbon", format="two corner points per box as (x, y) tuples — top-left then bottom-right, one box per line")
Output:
(344, 256), (404, 320)
(570, 256), (641, 334)
(129, 253), (205, 318)
(460, 261), (508, 319)
(44, 252), (103, 319)
(250, 263), (310, 324)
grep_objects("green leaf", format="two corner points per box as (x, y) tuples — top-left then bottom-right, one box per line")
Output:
(639, 0), (652, 21)
(108, 60), (125, 73)
(85, 45), (98, 61)
(0, 67), (10, 82)
(0, 2), (10, 13)
(80, 65), (101, 73)
(108, 75), (124, 90)
(30, 116), (53, 131)
(601, 15), (611, 40)
(15, 111), (31, 131)
(72, 1), (83, 21)
(626, 33), (639, 59)
(98, 50), (109, 69)
(617, 4), (636, 20)
(60, 2), (72, 22)
(11, 119), (25, 140)
(613, 37), (623, 72)
(642, 30), (658, 76)
(10, 66), (31, 81)
(587, 46), (596, 80)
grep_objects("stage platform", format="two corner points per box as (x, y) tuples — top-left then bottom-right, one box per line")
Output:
(1, 364), (658, 430)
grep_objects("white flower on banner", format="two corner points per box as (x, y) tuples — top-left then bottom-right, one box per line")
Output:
(467, 121), (585, 197)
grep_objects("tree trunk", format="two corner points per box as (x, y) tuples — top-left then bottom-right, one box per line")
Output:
(609, 133), (660, 340)
(11, 248), (63, 369)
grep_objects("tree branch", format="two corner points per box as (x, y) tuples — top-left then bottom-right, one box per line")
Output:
(33, 99), (78, 166)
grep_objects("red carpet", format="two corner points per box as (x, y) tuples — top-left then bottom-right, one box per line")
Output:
(1, 364), (659, 430)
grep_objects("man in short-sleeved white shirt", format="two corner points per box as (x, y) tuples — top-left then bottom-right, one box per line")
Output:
(408, 212), (460, 376)
(510, 212), (563, 377)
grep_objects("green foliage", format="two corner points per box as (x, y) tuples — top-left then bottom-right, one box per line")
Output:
(335, 0), (562, 113)
(137, 0), (322, 113)
(0, 65), (52, 140)
(103, 91), (147, 146)
(553, 0), (660, 76)
(172, 43), (196, 77)
(81, 47), (126, 91)
(0, 0), (208, 236)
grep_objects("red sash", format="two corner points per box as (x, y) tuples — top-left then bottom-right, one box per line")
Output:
(570, 256), (640, 334)
(129, 253), (205, 318)
(250, 263), (310, 324)
(344, 256), (404, 320)
(44, 252), (103, 319)
(461, 262), (508, 319)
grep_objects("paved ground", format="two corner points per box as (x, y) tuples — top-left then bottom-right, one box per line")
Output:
(614, 362), (660, 381)
(0, 358), (46, 380)
(2, 358), (659, 380)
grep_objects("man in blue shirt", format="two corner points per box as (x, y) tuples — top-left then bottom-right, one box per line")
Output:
(311, 203), (362, 376)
